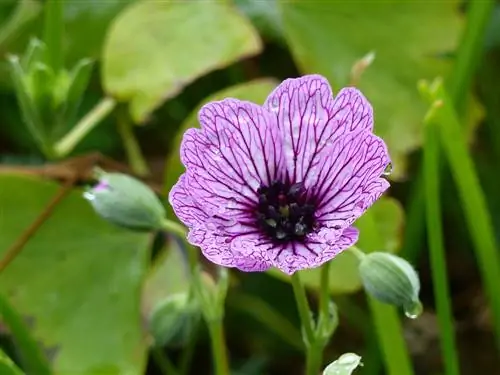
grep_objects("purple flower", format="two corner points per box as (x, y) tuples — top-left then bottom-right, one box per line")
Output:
(169, 75), (391, 275)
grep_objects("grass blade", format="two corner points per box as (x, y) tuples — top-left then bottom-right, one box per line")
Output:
(422, 97), (461, 375)
(422, 78), (500, 350)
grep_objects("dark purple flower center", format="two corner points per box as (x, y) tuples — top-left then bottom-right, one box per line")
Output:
(256, 181), (316, 242)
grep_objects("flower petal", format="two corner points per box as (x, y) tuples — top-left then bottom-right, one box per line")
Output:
(264, 74), (372, 183)
(311, 130), (391, 228)
(188, 228), (272, 272)
(269, 226), (359, 274)
(179, 99), (283, 220)
(168, 174), (208, 227)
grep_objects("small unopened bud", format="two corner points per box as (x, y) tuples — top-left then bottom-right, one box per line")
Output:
(148, 293), (200, 347)
(359, 252), (422, 318)
(84, 172), (166, 231)
(323, 353), (363, 375)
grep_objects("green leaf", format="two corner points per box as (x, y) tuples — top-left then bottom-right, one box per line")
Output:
(63, 0), (136, 65)
(0, 174), (152, 375)
(102, 0), (263, 123)
(142, 239), (191, 317)
(163, 78), (279, 218)
(268, 197), (404, 294)
(0, 294), (51, 375)
(279, 0), (463, 179)
(0, 348), (25, 375)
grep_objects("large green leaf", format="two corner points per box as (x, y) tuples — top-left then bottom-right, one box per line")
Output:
(163, 78), (279, 219)
(268, 197), (405, 294)
(102, 0), (263, 123)
(0, 174), (151, 375)
(279, 0), (463, 179)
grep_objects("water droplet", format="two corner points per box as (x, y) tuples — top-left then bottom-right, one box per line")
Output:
(270, 97), (279, 112)
(382, 162), (393, 176)
(404, 300), (423, 319)
(83, 191), (95, 201)
(226, 198), (239, 209)
(212, 148), (222, 161)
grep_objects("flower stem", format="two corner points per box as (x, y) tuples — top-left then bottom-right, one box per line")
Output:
(54, 97), (116, 157)
(319, 261), (331, 320)
(117, 109), (150, 177)
(207, 319), (230, 375)
(305, 340), (324, 375)
(161, 219), (199, 272)
(291, 272), (315, 345)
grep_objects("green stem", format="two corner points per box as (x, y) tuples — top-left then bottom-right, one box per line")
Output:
(151, 347), (180, 375)
(42, 0), (64, 73)
(290, 272), (315, 345)
(423, 101), (461, 375)
(117, 110), (150, 177)
(207, 320), (230, 375)
(179, 321), (200, 375)
(161, 219), (199, 272)
(401, 0), (494, 263)
(0, 294), (51, 375)
(305, 340), (324, 375)
(347, 246), (366, 261)
(54, 97), (116, 157)
(367, 298), (414, 375)
(319, 261), (331, 320)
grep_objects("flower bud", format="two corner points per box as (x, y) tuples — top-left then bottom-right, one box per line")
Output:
(148, 293), (200, 347)
(84, 172), (166, 231)
(323, 353), (363, 375)
(359, 252), (422, 318)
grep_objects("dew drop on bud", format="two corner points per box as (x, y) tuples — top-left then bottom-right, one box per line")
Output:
(83, 191), (95, 201)
(382, 162), (393, 176)
(404, 300), (423, 319)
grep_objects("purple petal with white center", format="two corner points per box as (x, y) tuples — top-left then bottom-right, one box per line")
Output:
(311, 129), (390, 229)
(269, 226), (359, 274)
(263, 75), (373, 183)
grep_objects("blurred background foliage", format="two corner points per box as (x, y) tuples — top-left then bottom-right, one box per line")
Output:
(0, 0), (499, 374)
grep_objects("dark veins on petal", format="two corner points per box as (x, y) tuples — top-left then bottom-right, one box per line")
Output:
(256, 180), (316, 242)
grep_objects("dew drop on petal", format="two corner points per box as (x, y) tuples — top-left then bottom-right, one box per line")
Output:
(382, 162), (393, 176)
(404, 300), (423, 319)
(83, 191), (95, 201)
(270, 96), (279, 112)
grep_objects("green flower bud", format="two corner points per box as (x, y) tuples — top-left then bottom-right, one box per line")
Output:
(148, 293), (200, 347)
(359, 252), (422, 318)
(84, 172), (166, 231)
(323, 353), (363, 375)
